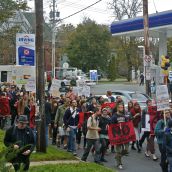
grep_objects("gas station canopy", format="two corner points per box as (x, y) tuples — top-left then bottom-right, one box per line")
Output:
(110, 10), (172, 38)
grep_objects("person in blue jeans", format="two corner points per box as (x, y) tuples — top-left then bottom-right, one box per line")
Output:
(164, 119), (172, 172)
(63, 100), (79, 156)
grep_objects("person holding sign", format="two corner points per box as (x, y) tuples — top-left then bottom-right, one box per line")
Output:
(140, 100), (158, 161)
(155, 110), (171, 172)
(110, 103), (130, 170)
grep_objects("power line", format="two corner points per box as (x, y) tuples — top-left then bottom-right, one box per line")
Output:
(59, 2), (107, 14)
(59, 0), (103, 22)
(153, 0), (158, 13)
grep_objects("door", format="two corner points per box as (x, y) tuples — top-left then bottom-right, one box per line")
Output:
(1, 71), (7, 82)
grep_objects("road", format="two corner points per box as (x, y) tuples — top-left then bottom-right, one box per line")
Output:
(76, 142), (161, 172)
(90, 82), (145, 95)
(80, 82), (161, 172)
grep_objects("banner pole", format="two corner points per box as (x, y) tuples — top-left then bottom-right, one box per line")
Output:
(164, 110), (167, 127)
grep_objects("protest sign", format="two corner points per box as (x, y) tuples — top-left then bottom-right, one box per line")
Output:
(50, 79), (61, 97)
(25, 78), (36, 92)
(156, 85), (170, 111)
(108, 121), (136, 145)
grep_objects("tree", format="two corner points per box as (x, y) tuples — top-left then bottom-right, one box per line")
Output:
(109, 0), (142, 20)
(65, 18), (111, 73)
(0, 0), (27, 64)
(107, 55), (117, 81)
(109, 0), (143, 81)
(0, 0), (27, 23)
(55, 24), (75, 66)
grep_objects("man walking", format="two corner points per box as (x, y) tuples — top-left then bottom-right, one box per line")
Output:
(140, 73), (144, 86)
(4, 115), (35, 171)
(81, 106), (102, 164)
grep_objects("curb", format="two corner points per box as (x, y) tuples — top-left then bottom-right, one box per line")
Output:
(6, 160), (80, 167)
(30, 160), (80, 166)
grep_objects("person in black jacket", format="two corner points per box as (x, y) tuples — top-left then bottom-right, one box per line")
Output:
(45, 97), (52, 146)
(4, 115), (35, 171)
(99, 108), (111, 162)
(63, 99), (79, 156)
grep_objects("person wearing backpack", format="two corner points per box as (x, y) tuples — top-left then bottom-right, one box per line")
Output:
(81, 106), (102, 165)
(4, 115), (35, 171)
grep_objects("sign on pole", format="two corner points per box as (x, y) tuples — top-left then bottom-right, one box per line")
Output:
(169, 71), (172, 82)
(16, 33), (35, 66)
(90, 70), (97, 81)
(156, 85), (170, 111)
(144, 55), (152, 67)
(145, 67), (151, 80)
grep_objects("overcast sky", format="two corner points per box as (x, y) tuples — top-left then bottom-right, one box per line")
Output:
(27, 0), (172, 26)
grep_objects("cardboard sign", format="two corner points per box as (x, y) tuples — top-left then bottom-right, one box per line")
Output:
(50, 79), (61, 97)
(108, 121), (136, 145)
(156, 85), (170, 111)
(25, 78), (36, 92)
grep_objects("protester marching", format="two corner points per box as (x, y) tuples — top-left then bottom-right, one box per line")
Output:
(1, 81), (172, 171)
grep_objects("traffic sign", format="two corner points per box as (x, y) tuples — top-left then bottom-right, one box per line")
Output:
(144, 55), (152, 66)
(63, 62), (69, 68)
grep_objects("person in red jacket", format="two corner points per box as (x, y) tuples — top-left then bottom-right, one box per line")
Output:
(130, 102), (141, 152)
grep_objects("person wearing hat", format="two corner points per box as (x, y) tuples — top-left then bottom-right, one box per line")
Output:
(4, 115), (35, 171)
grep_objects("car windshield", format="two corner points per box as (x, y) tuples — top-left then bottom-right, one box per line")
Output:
(129, 93), (148, 102)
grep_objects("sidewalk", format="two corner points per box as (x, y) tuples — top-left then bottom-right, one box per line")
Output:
(30, 159), (80, 166)
(7, 158), (80, 167)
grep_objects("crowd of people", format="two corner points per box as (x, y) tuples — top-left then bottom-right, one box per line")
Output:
(1, 83), (172, 171)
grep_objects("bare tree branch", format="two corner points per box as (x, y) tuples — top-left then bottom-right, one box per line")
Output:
(108, 0), (143, 20)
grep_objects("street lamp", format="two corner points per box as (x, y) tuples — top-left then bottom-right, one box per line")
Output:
(138, 45), (146, 83)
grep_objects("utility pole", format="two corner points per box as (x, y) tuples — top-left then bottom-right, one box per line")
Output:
(143, 0), (151, 96)
(50, 0), (60, 79)
(35, 0), (46, 152)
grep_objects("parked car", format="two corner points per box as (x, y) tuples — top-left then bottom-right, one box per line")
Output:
(86, 91), (150, 110)
(111, 90), (151, 110)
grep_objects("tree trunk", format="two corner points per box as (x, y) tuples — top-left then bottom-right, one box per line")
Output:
(127, 53), (132, 81)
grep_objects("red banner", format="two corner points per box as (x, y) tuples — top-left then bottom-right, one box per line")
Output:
(108, 121), (136, 145)
(101, 102), (116, 109)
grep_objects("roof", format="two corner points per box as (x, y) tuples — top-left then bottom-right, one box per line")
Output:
(110, 10), (172, 37)
(23, 12), (52, 41)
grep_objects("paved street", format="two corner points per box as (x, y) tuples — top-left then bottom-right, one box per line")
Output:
(90, 82), (145, 95)
(82, 82), (161, 172)
(76, 142), (161, 172)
